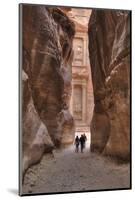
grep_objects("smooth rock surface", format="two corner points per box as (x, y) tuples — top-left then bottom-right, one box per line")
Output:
(22, 5), (75, 175)
(22, 70), (54, 175)
(88, 10), (130, 161)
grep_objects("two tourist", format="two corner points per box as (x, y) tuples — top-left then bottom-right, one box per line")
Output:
(74, 134), (87, 153)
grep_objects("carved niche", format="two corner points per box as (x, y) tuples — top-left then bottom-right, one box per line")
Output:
(73, 85), (82, 120)
(73, 38), (84, 66)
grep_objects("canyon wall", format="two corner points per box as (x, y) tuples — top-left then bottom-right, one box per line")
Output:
(88, 10), (130, 161)
(22, 5), (75, 175)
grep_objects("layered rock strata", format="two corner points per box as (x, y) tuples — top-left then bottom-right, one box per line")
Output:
(88, 10), (130, 161)
(22, 5), (75, 175)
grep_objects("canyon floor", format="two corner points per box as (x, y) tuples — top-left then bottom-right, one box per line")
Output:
(23, 143), (130, 194)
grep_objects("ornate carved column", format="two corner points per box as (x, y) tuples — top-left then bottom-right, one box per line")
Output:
(82, 83), (87, 123)
(70, 84), (74, 115)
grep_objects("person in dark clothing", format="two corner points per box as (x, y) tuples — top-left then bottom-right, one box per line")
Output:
(79, 134), (85, 153)
(74, 136), (80, 153)
(83, 133), (87, 148)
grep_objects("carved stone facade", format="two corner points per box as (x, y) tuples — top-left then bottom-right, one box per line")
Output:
(68, 9), (94, 132)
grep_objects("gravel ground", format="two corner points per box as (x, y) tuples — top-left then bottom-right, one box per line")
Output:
(22, 145), (130, 195)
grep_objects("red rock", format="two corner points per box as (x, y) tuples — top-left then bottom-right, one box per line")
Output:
(88, 10), (130, 161)
(22, 5), (75, 175)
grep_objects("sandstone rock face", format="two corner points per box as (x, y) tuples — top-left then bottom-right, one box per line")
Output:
(57, 107), (75, 145)
(88, 10), (130, 161)
(22, 70), (54, 175)
(22, 5), (75, 174)
(50, 8), (75, 145)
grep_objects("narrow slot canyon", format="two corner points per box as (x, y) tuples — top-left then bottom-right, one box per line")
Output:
(21, 5), (130, 194)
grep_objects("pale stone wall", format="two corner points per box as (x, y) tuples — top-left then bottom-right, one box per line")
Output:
(68, 9), (92, 26)
(68, 8), (94, 132)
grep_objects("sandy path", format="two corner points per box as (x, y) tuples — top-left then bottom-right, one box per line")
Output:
(23, 145), (130, 194)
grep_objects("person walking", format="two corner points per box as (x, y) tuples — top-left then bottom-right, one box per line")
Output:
(74, 136), (80, 153)
(83, 133), (87, 148)
(79, 134), (85, 153)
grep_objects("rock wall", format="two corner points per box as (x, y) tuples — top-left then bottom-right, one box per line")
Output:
(88, 10), (130, 161)
(22, 5), (75, 175)
(22, 70), (54, 175)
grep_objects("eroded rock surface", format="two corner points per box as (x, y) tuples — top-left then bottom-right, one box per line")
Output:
(22, 5), (75, 175)
(22, 70), (54, 175)
(88, 10), (130, 161)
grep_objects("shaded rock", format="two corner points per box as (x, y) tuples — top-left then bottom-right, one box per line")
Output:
(22, 70), (54, 176)
(23, 5), (75, 147)
(88, 10), (130, 161)
(90, 110), (110, 153)
(22, 5), (75, 175)
(57, 106), (75, 145)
